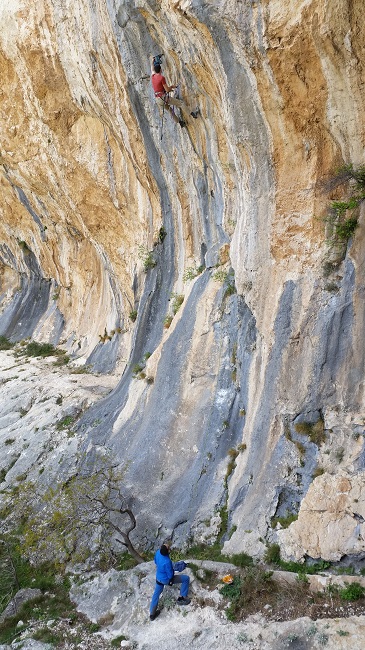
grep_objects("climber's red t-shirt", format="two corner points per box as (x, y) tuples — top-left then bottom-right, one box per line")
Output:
(152, 73), (166, 96)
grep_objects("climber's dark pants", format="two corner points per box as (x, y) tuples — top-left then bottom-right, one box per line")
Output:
(150, 574), (190, 615)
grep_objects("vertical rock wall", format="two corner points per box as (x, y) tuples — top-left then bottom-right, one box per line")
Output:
(0, 0), (364, 560)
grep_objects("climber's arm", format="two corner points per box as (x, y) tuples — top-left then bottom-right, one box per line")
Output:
(162, 81), (176, 93)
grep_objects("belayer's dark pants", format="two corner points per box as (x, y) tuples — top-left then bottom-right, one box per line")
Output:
(150, 574), (189, 615)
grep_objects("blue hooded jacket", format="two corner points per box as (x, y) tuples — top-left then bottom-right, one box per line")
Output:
(154, 548), (174, 584)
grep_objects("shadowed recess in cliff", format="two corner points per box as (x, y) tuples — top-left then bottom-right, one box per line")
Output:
(0, 245), (52, 341)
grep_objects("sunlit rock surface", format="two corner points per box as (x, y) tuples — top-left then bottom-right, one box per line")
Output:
(0, 0), (365, 563)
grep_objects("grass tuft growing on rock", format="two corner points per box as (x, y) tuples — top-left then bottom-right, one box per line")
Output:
(295, 417), (326, 446)
(323, 163), (365, 245)
(271, 513), (298, 529)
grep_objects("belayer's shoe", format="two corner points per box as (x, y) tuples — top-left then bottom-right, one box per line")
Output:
(150, 609), (161, 621)
(177, 596), (191, 605)
(179, 119), (187, 128)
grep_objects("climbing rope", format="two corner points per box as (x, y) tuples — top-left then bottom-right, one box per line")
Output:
(160, 94), (166, 141)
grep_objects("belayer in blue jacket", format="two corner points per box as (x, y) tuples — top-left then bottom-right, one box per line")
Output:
(149, 538), (190, 620)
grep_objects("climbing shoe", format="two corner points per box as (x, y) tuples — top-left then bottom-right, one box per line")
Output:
(177, 597), (191, 605)
(150, 610), (161, 621)
(190, 110), (199, 119)
(179, 119), (187, 128)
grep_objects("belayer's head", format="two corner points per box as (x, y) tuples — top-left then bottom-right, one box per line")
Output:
(160, 538), (172, 555)
(153, 63), (161, 73)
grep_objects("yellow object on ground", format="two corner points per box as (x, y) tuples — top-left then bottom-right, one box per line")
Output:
(222, 574), (234, 583)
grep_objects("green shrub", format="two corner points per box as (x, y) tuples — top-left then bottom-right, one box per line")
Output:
(111, 635), (129, 647)
(138, 245), (156, 271)
(212, 269), (228, 283)
(340, 582), (365, 601)
(24, 341), (66, 358)
(230, 553), (253, 568)
(56, 415), (75, 430)
(295, 418), (326, 446)
(158, 226), (167, 243)
(183, 266), (204, 282)
(324, 163), (365, 247)
(0, 336), (14, 351)
(334, 216), (358, 240)
(220, 569), (275, 621)
(264, 544), (331, 575)
(164, 315), (173, 328)
(331, 197), (359, 217)
(129, 310), (137, 322)
(271, 513), (298, 529)
(224, 283), (236, 298)
(264, 543), (281, 565)
(220, 575), (242, 600)
(88, 623), (101, 632)
(171, 293), (184, 315)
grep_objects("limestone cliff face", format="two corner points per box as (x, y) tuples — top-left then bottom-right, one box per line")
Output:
(0, 0), (364, 561)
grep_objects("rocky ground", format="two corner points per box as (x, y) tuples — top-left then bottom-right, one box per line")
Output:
(1, 347), (365, 648)
(1, 561), (365, 649)
(0, 346), (119, 489)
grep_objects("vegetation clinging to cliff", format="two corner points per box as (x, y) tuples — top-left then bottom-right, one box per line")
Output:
(325, 163), (365, 244)
(3, 455), (144, 568)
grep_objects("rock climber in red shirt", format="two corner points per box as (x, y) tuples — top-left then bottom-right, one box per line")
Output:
(150, 56), (199, 128)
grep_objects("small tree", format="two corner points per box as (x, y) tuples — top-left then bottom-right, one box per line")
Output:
(5, 455), (144, 567)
